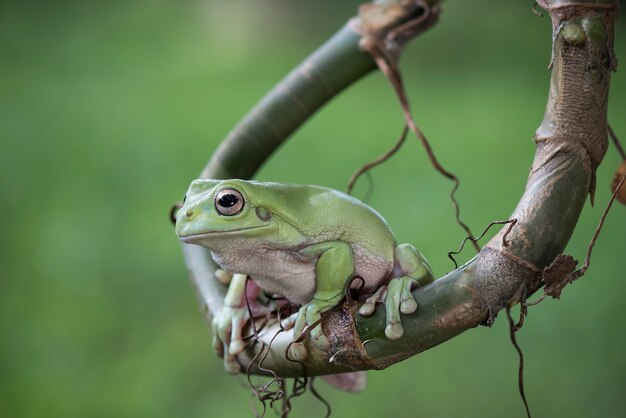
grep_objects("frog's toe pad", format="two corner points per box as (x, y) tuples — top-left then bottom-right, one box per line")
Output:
(288, 342), (307, 361)
(214, 269), (232, 285)
(358, 302), (375, 316)
(228, 339), (245, 356)
(280, 314), (297, 331)
(385, 322), (404, 340)
(400, 298), (418, 314)
(212, 334), (224, 358)
(358, 286), (387, 317)
(224, 357), (241, 375)
(313, 333), (330, 350)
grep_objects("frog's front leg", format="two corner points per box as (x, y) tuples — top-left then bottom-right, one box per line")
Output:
(212, 272), (254, 374)
(359, 243), (434, 340)
(288, 241), (355, 361)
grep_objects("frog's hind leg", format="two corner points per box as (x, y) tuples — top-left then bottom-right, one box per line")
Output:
(385, 244), (434, 339)
(393, 243), (434, 287)
(359, 244), (434, 340)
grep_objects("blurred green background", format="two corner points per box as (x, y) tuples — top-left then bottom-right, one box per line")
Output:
(1, 1), (625, 417)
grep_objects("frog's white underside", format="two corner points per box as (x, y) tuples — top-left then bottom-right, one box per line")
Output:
(209, 239), (392, 305)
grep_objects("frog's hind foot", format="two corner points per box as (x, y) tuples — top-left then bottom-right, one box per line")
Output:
(384, 276), (419, 339)
(357, 276), (420, 340)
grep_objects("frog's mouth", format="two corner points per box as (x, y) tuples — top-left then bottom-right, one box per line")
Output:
(178, 226), (268, 243)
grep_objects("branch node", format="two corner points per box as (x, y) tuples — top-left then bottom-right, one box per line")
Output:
(354, 0), (440, 60)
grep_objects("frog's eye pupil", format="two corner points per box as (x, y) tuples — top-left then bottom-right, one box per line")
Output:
(218, 194), (238, 207)
(215, 188), (244, 215)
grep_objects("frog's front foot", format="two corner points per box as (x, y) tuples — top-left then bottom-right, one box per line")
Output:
(212, 304), (249, 374)
(287, 300), (333, 361)
(359, 244), (433, 339)
(358, 276), (419, 340)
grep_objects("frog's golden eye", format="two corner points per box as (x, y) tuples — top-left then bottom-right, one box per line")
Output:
(215, 188), (244, 216)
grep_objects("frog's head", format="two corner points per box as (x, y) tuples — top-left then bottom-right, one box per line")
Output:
(175, 179), (281, 247)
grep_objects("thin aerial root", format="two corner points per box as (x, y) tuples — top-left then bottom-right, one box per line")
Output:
(506, 307), (532, 418)
(345, 275), (366, 304)
(502, 219), (518, 247)
(515, 287), (528, 331)
(608, 125), (626, 206)
(575, 171), (626, 278)
(531, 1), (544, 17)
(361, 171), (375, 204)
(241, 281), (304, 417)
(309, 378), (332, 418)
(360, 28), (479, 252)
(258, 306), (289, 379)
(524, 294), (546, 307)
(608, 124), (626, 160)
(283, 377), (308, 417)
(282, 308), (337, 407)
(347, 125), (409, 195)
(448, 219), (517, 269)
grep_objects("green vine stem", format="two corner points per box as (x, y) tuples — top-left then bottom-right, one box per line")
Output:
(181, 0), (617, 376)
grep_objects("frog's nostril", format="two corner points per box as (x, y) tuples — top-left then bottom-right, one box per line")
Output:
(186, 210), (194, 218)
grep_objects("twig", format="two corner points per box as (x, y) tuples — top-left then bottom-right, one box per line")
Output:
(347, 125), (409, 195)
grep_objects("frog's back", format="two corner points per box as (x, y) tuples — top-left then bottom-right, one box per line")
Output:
(244, 182), (397, 291)
(244, 182), (396, 251)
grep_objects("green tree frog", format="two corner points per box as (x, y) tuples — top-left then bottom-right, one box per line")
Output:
(175, 179), (434, 374)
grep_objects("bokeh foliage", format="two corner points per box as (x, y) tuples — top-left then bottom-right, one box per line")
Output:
(1, 1), (625, 417)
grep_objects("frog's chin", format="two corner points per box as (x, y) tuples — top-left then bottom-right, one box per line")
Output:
(178, 226), (267, 244)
